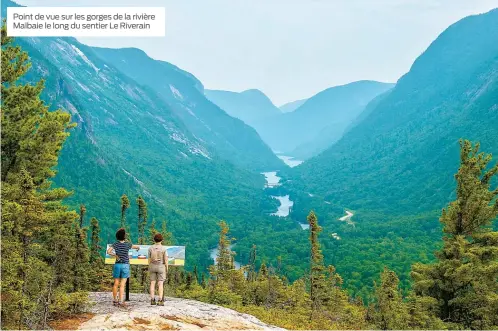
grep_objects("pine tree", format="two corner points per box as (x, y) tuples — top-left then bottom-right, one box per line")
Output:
(1, 24), (82, 329)
(308, 211), (327, 316)
(120, 194), (130, 228)
(89, 217), (102, 264)
(247, 244), (257, 282)
(136, 195), (148, 245)
(212, 220), (233, 279)
(411, 140), (498, 329)
(73, 205), (90, 292)
(135, 196), (148, 288)
(79, 203), (86, 228)
(88, 217), (104, 290)
(369, 267), (409, 330)
(207, 221), (243, 305)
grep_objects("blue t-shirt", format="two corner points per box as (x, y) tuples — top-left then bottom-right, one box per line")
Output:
(112, 241), (132, 264)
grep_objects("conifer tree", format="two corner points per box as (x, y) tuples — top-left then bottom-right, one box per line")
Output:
(247, 244), (257, 282)
(79, 203), (86, 227)
(73, 205), (90, 292)
(136, 195), (148, 244)
(308, 211), (327, 316)
(89, 217), (102, 264)
(88, 217), (105, 290)
(411, 140), (498, 329)
(135, 196), (148, 287)
(120, 194), (130, 228)
(369, 267), (409, 330)
(208, 221), (244, 305)
(212, 220), (233, 279)
(1, 25), (81, 329)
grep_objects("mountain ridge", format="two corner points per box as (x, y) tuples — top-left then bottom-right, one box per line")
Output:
(292, 7), (498, 214)
(254, 80), (394, 156)
(204, 88), (282, 126)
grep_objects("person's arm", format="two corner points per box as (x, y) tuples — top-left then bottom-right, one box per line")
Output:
(107, 245), (118, 261)
(148, 247), (152, 265)
(131, 244), (140, 250)
(164, 249), (169, 273)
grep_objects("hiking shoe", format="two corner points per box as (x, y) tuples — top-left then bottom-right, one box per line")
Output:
(112, 300), (118, 306)
(157, 300), (164, 306)
(150, 298), (156, 305)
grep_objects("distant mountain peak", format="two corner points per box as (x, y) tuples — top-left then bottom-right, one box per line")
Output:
(205, 88), (281, 124)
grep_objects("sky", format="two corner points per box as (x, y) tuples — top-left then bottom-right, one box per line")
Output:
(15, 0), (498, 105)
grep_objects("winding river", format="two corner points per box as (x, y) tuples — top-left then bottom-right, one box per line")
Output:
(262, 155), (310, 229)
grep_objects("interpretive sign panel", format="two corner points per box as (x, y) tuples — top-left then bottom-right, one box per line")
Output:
(105, 245), (185, 266)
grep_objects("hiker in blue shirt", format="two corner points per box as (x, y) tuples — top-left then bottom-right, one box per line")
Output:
(106, 228), (140, 306)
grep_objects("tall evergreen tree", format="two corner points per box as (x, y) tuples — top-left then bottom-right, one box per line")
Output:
(79, 203), (86, 228)
(308, 211), (327, 316)
(411, 140), (498, 329)
(88, 217), (105, 291)
(212, 220), (233, 278)
(120, 194), (130, 228)
(135, 196), (148, 287)
(369, 267), (409, 330)
(89, 217), (102, 264)
(247, 244), (257, 282)
(73, 204), (90, 292)
(1, 25), (82, 329)
(136, 195), (148, 245)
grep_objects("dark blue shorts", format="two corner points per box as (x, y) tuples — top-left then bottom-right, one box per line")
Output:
(112, 263), (130, 279)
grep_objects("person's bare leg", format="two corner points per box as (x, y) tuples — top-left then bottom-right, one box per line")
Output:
(158, 281), (164, 300)
(119, 278), (128, 302)
(113, 279), (120, 302)
(150, 280), (156, 299)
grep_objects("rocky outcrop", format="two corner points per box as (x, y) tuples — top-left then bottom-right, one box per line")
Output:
(79, 292), (285, 330)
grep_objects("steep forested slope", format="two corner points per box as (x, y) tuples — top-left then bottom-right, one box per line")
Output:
(90, 47), (283, 171)
(293, 8), (498, 215)
(204, 89), (282, 125)
(254, 81), (393, 155)
(13, 34), (282, 271)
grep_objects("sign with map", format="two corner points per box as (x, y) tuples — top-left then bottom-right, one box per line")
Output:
(105, 245), (185, 266)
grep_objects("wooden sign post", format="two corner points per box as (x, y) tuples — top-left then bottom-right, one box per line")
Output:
(105, 245), (186, 301)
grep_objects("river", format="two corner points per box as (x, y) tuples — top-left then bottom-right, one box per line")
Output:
(277, 155), (303, 168)
(270, 195), (293, 217)
(262, 156), (309, 230)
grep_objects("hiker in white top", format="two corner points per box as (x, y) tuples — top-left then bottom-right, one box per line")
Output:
(148, 233), (168, 306)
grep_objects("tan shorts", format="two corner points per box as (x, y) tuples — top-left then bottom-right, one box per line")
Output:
(149, 264), (166, 282)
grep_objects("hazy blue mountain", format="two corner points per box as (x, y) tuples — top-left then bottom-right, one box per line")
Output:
(293, 8), (498, 215)
(254, 80), (394, 155)
(204, 89), (282, 125)
(279, 98), (307, 113)
(292, 89), (394, 159)
(90, 47), (283, 172)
